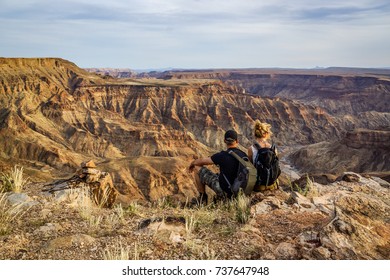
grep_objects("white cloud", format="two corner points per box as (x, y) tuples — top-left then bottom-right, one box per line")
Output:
(0, 0), (389, 68)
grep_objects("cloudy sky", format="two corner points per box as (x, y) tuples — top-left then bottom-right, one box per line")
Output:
(0, 0), (389, 69)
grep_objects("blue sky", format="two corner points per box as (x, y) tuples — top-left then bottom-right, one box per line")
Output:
(0, 0), (389, 69)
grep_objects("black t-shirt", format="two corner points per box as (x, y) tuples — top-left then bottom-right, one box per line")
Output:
(211, 147), (249, 195)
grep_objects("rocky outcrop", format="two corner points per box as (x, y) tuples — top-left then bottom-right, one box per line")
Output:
(0, 172), (388, 259)
(288, 129), (390, 176)
(163, 68), (390, 117)
(253, 172), (390, 259)
(344, 129), (390, 149)
(231, 73), (390, 115)
(84, 68), (138, 78)
(43, 160), (118, 208)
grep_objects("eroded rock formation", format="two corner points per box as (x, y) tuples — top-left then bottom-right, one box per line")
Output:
(288, 129), (390, 177)
(1, 58), (389, 200)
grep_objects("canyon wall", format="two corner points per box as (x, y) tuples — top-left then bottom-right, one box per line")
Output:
(1, 59), (389, 200)
(158, 68), (390, 179)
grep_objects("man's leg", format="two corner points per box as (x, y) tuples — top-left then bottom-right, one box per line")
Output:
(197, 167), (225, 199)
(190, 167), (226, 206)
(193, 166), (206, 194)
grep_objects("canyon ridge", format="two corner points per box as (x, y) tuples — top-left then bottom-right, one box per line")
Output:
(1, 58), (389, 200)
(0, 58), (389, 260)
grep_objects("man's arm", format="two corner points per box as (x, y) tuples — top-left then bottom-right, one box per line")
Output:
(189, 157), (214, 172)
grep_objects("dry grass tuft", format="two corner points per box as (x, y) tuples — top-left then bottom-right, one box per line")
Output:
(230, 192), (251, 224)
(0, 193), (28, 235)
(185, 213), (197, 235)
(102, 241), (137, 260)
(1, 165), (29, 193)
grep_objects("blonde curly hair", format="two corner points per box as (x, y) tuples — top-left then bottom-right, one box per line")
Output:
(254, 120), (272, 139)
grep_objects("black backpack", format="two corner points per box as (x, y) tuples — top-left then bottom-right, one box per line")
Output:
(222, 150), (257, 196)
(253, 143), (281, 187)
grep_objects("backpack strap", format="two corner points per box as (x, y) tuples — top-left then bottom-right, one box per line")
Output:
(222, 173), (232, 188)
(253, 142), (267, 166)
(228, 150), (249, 165)
(270, 141), (277, 153)
(254, 140), (276, 149)
(254, 141), (278, 154)
(222, 150), (248, 189)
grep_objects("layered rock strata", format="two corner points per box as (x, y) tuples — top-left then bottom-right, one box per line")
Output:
(1, 59), (389, 199)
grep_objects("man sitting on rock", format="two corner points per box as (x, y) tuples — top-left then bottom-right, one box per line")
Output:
(188, 130), (249, 204)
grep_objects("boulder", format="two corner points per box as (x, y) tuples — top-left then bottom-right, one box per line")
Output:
(44, 162), (118, 208)
(274, 242), (298, 260)
(6, 193), (39, 209)
(45, 234), (96, 251)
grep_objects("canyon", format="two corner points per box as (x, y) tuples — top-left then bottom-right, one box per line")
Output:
(1, 58), (389, 260)
(0, 58), (389, 201)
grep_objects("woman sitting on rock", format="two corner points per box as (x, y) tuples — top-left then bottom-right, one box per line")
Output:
(248, 120), (280, 192)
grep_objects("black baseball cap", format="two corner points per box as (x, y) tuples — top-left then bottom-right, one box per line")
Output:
(224, 130), (238, 142)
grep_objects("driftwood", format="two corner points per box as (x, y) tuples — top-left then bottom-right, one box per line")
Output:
(43, 160), (118, 208)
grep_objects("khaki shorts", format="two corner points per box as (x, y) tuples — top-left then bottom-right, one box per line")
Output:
(198, 167), (224, 197)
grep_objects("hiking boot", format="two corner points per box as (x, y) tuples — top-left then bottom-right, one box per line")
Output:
(188, 193), (208, 207)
